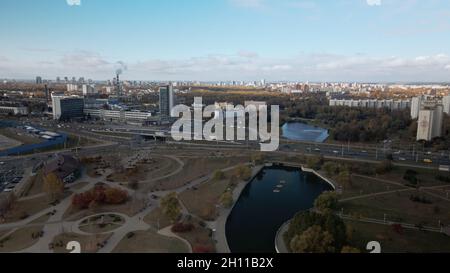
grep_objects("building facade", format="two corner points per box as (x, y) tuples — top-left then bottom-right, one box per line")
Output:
(52, 95), (85, 120)
(159, 85), (175, 118)
(416, 101), (444, 141)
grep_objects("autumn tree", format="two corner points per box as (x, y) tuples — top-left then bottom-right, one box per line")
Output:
(290, 225), (335, 253)
(234, 165), (252, 181)
(336, 170), (352, 188)
(43, 172), (64, 202)
(161, 192), (181, 222)
(314, 191), (338, 214)
(212, 170), (225, 181)
(220, 191), (234, 208)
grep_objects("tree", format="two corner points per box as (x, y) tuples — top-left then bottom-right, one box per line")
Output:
(290, 225), (335, 253)
(341, 246), (361, 253)
(314, 191), (338, 214)
(43, 172), (64, 201)
(161, 192), (181, 222)
(306, 156), (324, 170)
(234, 165), (252, 181)
(220, 191), (234, 208)
(336, 170), (352, 188)
(322, 162), (339, 177)
(212, 170), (225, 181)
(376, 160), (393, 174)
(104, 188), (128, 204)
(251, 153), (265, 165)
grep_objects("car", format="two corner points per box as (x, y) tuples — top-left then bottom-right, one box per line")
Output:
(3, 188), (13, 193)
(424, 159), (433, 164)
(398, 157), (406, 161)
(361, 150), (368, 153)
(0, 162), (5, 165)
(314, 148), (321, 152)
(333, 150), (340, 154)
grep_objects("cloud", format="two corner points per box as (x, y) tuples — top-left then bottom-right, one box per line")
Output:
(2, 51), (450, 82)
(229, 0), (264, 8)
(366, 0), (381, 6)
(66, 0), (81, 6)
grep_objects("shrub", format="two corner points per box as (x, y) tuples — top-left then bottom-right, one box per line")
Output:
(171, 222), (195, 233)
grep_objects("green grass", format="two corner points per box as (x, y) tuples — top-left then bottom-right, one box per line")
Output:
(346, 220), (450, 253)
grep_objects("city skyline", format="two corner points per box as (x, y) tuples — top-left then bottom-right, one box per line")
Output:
(1, 0), (450, 81)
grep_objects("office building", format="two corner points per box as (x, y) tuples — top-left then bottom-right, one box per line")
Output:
(417, 101), (444, 141)
(159, 85), (175, 118)
(51, 95), (84, 120)
(36, 76), (43, 84)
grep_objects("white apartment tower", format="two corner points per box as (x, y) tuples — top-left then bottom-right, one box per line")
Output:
(416, 101), (444, 141)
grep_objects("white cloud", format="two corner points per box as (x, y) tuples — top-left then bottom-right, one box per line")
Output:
(366, 0), (381, 6)
(66, 0), (81, 6)
(2, 51), (450, 82)
(229, 0), (264, 8)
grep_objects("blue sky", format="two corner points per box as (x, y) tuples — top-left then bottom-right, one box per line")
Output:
(1, 0), (450, 82)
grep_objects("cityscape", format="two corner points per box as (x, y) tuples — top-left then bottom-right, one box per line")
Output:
(1, 0), (450, 263)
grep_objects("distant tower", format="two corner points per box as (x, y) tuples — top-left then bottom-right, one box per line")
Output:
(159, 85), (175, 118)
(115, 73), (122, 97)
(44, 84), (49, 103)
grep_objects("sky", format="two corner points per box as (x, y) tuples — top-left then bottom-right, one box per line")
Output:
(1, 0), (450, 82)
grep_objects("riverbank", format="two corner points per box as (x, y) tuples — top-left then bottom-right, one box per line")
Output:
(213, 165), (264, 253)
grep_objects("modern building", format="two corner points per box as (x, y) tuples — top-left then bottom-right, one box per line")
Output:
(51, 95), (84, 120)
(159, 85), (175, 118)
(36, 76), (43, 84)
(84, 108), (153, 123)
(417, 101), (444, 141)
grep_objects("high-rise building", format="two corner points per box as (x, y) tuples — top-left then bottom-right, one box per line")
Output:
(417, 101), (444, 141)
(51, 95), (85, 120)
(56, 77), (61, 84)
(82, 84), (97, 96)
(36, 76), (43, 84)
(411, 96), (423, 119)
(159, 85), (175, 118)
(443, 95), (450, 115)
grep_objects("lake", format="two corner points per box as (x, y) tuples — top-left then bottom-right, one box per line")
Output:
(282, 122), (329, 142)
(225, 165), (333, 253)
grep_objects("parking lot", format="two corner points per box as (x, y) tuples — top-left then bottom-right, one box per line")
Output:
(0, 161), (24, 193)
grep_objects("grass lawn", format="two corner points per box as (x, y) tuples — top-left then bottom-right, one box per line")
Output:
(346, 220), (450, 253)
(0, 128), (41, 145)
(0, 214), (50, 252)
(3, 195), (56, 223)
(339, 190), (450, 227)
(79, 214), (125, 233)
(176, 217), (215, 253)
(52, 233), (112, 253)
(144, 207), (173, 230)
(152, 156), (249, 191)
(179, 172), (235, 221)
(339, 175), (406, 199)
(113, 230), (190, 253)
(379, 166), (449, 187)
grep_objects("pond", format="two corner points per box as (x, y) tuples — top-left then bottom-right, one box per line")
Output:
(225, 165), (333, 253)
(282, 121), (329, 142)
